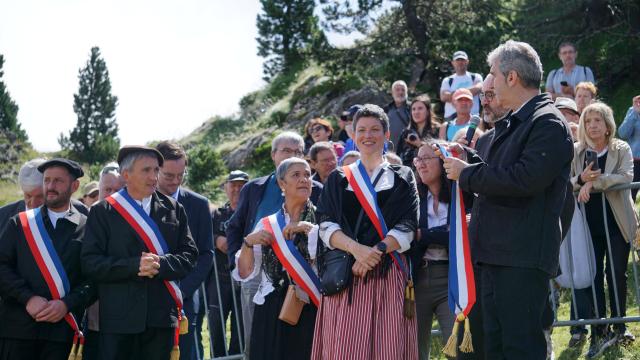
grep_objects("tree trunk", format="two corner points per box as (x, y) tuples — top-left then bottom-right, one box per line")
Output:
(400, 0), (431, 89)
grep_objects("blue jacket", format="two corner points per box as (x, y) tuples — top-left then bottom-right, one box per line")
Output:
(226, 173), (323, 267)
(617, 107), (640, 158)
(177, 188), (214, 315)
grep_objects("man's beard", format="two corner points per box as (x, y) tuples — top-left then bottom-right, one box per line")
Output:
(484, 108), (508, 124)
(45, 187), (71, 209)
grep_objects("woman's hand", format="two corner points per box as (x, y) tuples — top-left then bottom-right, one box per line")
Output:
(580, 162), (601, 184)
(578, 181), (594, 203)
(349, 243), (382, 270)
(282, 221), (315, 239)
(245, 230), (273, 247)
(352, 262), (369, 277)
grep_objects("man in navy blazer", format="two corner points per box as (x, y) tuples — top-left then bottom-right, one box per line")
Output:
(156, 142), (214, 360)
(226, 131), (322, 357)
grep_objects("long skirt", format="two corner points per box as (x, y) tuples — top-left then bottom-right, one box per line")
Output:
(249, 284), (317, 360)
(311, 261), (418, 360)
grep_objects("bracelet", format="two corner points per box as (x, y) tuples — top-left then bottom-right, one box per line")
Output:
(243, 238), (253, 248)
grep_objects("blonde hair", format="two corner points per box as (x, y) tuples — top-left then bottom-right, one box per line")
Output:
(577, 102), (616, 148)
(575, 81), (597, 98)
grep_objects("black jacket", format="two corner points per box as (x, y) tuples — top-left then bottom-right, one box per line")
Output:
(226, 173), (323, 267)
(81, 190), (198, 333)
(459, 93), (573, 276)
(177, 188), (214, 315)
(0, 199), (88, 236)
(0, 205), (94, 342)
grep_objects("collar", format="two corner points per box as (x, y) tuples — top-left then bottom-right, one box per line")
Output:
(171, 187), (180, 201)
(510, 93), (550, 123)
(42, 204), (82, 227)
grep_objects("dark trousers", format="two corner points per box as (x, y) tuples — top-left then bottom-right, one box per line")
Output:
(457, 265), (485, 360)
(481, 264), (549, 360)
(82, 329), (100, 359)
(206, 262), (243, 357)
(575, 232), (630, 335)
(0, 338), (72, 360)
(98, 327), (174, 360)
(632, 159), (640, 201)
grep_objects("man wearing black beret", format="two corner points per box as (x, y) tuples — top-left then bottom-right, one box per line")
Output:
(81, 145), (198, 360)
(0, 158), (94, 360)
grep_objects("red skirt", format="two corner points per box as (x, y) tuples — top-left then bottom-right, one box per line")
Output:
(311, 262), (418, 360)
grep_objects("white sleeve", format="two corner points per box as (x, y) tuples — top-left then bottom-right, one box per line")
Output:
(319, 221), (341, 250)
(474, 73), (483, 84)
(307, 224), (320, 259)
(231, 221), (264, 282)
(387, 228), (414, 253)
(440, 77), (450, 93)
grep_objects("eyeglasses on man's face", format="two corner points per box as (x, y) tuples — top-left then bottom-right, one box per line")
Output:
(277, 148), (304, 156)
(160, 170), (187, 182)
(479, 91), (495, 101)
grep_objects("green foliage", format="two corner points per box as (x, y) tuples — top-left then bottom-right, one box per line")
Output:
(201, 116), (243, 144)
(59, 47), (120, 165)
(0, 54), (27, 142)
(244, 134), (275, 177)
(256, 0), (323, 78)
(185, 144), (226, 196)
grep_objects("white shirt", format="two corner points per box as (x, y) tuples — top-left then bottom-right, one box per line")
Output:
(135, 196), (152, 216)
(440, 72), (483, 117)
(170, 188), (180, 201)
(47, 206), (70, 229)
(232, 211), (319, 305)
(318, 161), (414, 253)
(423, 192), (448, 261)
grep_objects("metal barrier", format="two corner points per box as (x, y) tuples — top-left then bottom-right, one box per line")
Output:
(197, 182), (640, 359)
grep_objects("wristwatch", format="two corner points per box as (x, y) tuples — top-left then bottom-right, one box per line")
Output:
(243, 237), (254, 248)
(376, 242), (388, 254)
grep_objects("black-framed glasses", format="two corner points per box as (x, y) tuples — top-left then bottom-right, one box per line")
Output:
(413, 155), (439, 165)
(160, 170), (188, 183)
(479, 91), (495, 101)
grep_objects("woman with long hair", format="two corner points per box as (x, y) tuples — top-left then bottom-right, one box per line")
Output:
(395, 95), (439, 167)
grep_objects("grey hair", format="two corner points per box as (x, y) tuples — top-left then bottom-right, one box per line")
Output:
(353, 104), (390, 133)
(486, 40), (543, 89)
(120, 152), (159, 173)
(18, 158), (46, 191)
(308, 141), (335, 161)
(276, 157), (310, 182)
(99, 161), (120, 180)
(271, 131), (304, 153)
(391, 80), (407, 91)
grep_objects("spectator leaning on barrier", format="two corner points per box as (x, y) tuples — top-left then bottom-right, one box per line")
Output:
(395, 94), (439, 168)
(440, 50), (483, 120)
(616, 95), (640, 200)
(207, 170), (249, 358)
(572, 102), (638, 358)
(575, 81), (598, 114)
(384, 80), (412, 149)
(545, 41), (595, 100)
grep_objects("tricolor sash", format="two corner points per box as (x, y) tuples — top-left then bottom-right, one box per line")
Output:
(18, 208), (84, 357)
(437, 144), (476, 356)
(342, 160), (407, 273)
(261, 211), (322, 307)
(106, 189), (186, 354)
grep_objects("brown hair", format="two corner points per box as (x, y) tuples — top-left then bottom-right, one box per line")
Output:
(409, 94), (439, 135)
(155, 141), (188, 165)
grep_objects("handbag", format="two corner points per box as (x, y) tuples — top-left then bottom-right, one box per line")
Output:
(318, 169), (384, 296)
(279, 284), (306, 325)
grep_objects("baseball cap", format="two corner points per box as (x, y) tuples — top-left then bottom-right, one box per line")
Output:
(226, 170), (249, 183)
(554, 97), (579, 114)
(453, 88), (473, 102)
(453, 51), (468, 61)
(82, 181), (99, 197)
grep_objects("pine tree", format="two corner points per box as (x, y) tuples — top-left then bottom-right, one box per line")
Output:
(0, 54), (27, 141)
(256, 0), (320, 78)
(59, 47), (119, 164)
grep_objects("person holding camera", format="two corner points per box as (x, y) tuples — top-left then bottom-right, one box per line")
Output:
(395, 95), (439, 168)
(572, 102), (637, 358)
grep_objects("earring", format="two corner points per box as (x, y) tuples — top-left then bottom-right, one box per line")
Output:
(605, 131), (610, 136)
(281, 188), (285, 196)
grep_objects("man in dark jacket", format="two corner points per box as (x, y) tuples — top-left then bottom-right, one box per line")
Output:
(155, 141), (214, 360)
(81, 146), (198, 360)
(0, 158), (94, 360)
(0, 158), (88, 235)
(383, 80), (411, 150)
(441, 40), (573, 359)
(226, 131), (322, 357)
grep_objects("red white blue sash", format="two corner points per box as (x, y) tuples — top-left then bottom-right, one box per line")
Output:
(438, 146), (476, 317)
(18, 208), (83, 341)
(262, 211), (321, 307)
(106, 189), (184, 348)
(342, 160), (407, 273)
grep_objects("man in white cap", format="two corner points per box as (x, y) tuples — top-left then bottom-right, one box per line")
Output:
(440, 50), (483, 120)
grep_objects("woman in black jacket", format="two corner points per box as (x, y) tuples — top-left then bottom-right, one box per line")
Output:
(395, 95), (440, 168)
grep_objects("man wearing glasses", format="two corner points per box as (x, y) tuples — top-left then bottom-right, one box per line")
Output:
(476, 74), (509, 157)
(225, 131), (323, 358)
(545, 42), (595, 100)
(155, 141), (214, 360)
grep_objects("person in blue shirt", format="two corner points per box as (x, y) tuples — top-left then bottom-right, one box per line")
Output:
(617, 95), (640, 200)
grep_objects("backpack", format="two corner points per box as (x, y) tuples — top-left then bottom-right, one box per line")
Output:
(548, 66), (589, 86)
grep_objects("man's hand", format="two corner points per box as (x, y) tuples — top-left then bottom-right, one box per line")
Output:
(215, 236), (228, 254)
(632, 95), (640, 114)
(35, 299), (68, 323)
(443, 157), (469, 181)
(138, 252), (160, 278)
(26, 296), (48, 319)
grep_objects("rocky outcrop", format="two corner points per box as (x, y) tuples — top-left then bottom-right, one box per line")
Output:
(0, 129), (25, 182)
